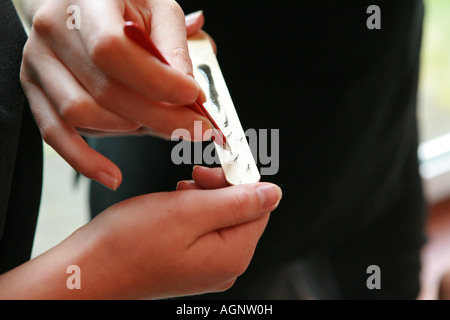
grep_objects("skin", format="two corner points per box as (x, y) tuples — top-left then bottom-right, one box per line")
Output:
(1, 1), (283, 299)
(0, 166), (282, 299)
(20, 0), (211, 190)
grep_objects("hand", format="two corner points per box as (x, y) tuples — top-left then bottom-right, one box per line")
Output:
(0, 167), (282, 299)
(20, 0), (210, 190)
(89, 166), (282, 299)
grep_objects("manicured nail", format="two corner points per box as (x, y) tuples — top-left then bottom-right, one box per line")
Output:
(256, 184), (282, 209)
(96, 171), (119, 191)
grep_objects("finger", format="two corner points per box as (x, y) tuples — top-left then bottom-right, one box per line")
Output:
(184, 11), (216, 55)
(48, 2), (210, 137)
(29, 31), (212, 138)
(192, 166), (229, 189)
(22, 79), (122, 190)
(216, 214), (270, 250)
(79, 76), (212, 140)
(98, 88), (212, 140)
(176, 180), (201, 191)
(25, 40), (140, 132)
(185, 10), (205, 36)
(193, 213), (270, 278)
(37, 1), (208, 136)
(77, 0), (201, 105)
(177, 183), (282, 236)
(147, 0), (194, 75)
(55, 56), (211, 138)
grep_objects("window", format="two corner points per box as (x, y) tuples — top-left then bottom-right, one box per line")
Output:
(418, 0), (450, 203)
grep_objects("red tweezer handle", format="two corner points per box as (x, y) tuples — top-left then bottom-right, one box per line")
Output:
(124, 21), (226, 146)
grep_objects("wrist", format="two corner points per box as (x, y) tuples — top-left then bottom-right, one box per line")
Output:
(0, 220), (118, 299)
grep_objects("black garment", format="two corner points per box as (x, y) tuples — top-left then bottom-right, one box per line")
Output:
(88, 0), (426, 299)
(87, 136), (192, 214)
(0, 1), (43, 273)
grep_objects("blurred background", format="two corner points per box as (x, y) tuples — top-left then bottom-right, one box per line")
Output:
(419, 0), (450, 144)
(31, 0), (450, 299)
(416, 0), (450, 300)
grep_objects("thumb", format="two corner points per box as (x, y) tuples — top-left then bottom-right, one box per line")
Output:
(148, 1), (193, 75)
(180, 183), (282, 235)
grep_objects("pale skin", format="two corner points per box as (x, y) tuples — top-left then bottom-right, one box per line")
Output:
(0, 0), (283, 299)
(19, 0), (210, 190)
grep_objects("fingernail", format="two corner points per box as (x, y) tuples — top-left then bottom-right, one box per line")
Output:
(176, 180), (195, 190)
(187, 74), (207, 105)
(256, 184), (282, 209)
(177, 79), (200, 104)
(96, 171), (119, 191)
(197, 87), (207, 104)
(186, 10), (203, 22)
(193, 80), (207, 104)
(189, 117), (213, 141)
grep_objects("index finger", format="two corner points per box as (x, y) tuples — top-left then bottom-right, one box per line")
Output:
(77, 0), (200, 105)
(192, 166), (229, 189)
(176, 166), (229, 191)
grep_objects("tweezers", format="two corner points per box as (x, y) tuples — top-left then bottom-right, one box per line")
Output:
(123, 21), (228, 148)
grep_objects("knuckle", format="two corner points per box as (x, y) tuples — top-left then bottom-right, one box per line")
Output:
(32, 8), (56, 35)
(168, 46), (192, 66)
(20, 41), (38, 75)
(19, 64), (31, 87)
(39, 120), (57, 145)
(21, 41), (32, 63)
(88, 32), (121, 66)
(227, 190), (252, 221)
(91, 74), (114, 105)
(59, 96), (89, 126)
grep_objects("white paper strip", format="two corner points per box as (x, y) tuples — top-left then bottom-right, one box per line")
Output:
(188, 32), (260, 185)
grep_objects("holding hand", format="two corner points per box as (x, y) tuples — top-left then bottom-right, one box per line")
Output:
(20, 0), (210, 190)
(90, 166), (281, 299)
(0, 167), (282, 299)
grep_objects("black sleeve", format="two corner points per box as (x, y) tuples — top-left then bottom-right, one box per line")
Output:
(0, 0), (43, 273)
